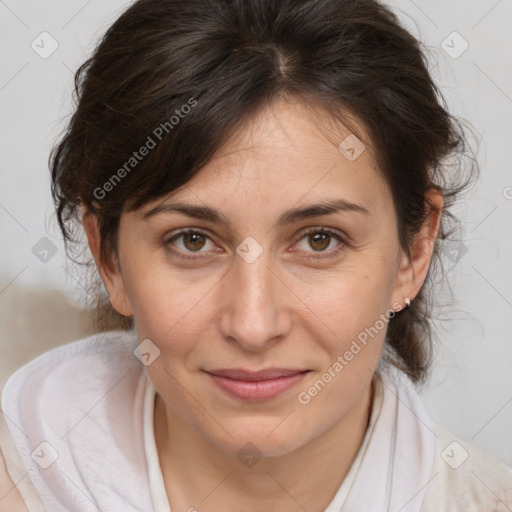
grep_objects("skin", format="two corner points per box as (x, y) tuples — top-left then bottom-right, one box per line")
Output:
(83, 97), (443, 512)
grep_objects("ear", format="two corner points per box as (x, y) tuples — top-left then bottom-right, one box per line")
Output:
(391, 189), (444, 308)
(81, 204), (133, 317)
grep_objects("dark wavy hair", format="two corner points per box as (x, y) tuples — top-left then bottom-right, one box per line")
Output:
(50, 0), (477, 384)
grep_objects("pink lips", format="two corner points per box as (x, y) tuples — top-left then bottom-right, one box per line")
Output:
(206, 368), (309, 401)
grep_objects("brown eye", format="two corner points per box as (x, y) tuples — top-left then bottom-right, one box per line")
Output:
(308, 232), (331, 251)
(295, 228), (347, 257)
(165, 229), (216, 259)
(182, 232), (207, 251)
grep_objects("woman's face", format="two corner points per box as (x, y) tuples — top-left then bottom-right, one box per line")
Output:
(98, 98), (419, 457)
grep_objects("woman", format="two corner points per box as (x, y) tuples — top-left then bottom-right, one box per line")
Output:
(1, 0), (511, 510)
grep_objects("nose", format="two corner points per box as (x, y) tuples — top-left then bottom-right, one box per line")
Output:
(218, 246), (292, 352)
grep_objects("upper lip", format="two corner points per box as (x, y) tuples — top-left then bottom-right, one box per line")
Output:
(206, 368), (309, 381)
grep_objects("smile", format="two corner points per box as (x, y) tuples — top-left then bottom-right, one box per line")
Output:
(204, 368), (311, 401)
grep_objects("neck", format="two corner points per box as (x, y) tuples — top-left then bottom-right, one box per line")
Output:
(154, 380), (374, 512)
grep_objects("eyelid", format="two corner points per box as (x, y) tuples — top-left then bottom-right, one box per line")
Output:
(290, 227), (349, 258)
(164, 228), (219, 260)
(164, 226), (349, 260)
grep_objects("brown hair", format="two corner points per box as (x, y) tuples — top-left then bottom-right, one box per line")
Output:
(50, 0), (477, 383)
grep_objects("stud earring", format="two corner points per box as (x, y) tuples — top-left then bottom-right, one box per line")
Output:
(404, 297), (411, 308)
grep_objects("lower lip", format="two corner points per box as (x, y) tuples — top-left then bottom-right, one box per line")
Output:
(207, 372), (309, 401)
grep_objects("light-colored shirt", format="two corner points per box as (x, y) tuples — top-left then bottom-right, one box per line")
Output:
(1, 330), (511, 511)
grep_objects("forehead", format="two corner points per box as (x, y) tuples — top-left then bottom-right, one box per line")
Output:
(138, 98), (392, 219)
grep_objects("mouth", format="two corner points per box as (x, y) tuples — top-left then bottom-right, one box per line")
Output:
(204, 368), (311, 401)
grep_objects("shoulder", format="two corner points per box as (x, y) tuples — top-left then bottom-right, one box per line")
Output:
(1, 329), (143, 439)
(421, 423), (512, 511)
(0, 329), (145, 511)
(1, 328), (141, 407)
(0, 392), (42, 512)
(0, 448), (30, 512)
(4, 328), (139, 376)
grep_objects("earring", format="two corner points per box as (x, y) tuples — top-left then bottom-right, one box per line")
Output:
(404, 297), (411, 308)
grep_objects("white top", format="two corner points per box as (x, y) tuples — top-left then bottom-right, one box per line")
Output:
(141, 365), (380, 511)
(1, 330), (511, 511)
(143, 376), (171, 512)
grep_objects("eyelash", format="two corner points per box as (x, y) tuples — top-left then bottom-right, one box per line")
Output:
(164, 227), (349, 261)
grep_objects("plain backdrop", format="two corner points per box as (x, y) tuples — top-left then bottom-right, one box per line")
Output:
(1, 0), (511, 468)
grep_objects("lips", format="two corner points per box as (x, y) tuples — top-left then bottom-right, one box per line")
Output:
(207, 368), (307, 381)
(205, 368), (310, 400)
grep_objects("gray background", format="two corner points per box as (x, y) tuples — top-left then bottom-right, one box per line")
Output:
(1, 0), (511, 468)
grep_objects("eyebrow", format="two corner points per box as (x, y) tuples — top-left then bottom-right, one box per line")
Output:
(142, 198), (370, 229)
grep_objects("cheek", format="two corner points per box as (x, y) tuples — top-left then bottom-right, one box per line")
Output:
(123, 256), (228, 362)
(123, 233), (399, 354)
(300, 256), (398, 342)
(292, 266), (395, 422)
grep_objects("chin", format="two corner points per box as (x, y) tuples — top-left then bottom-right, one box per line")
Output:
(204, 418), (310, 460)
